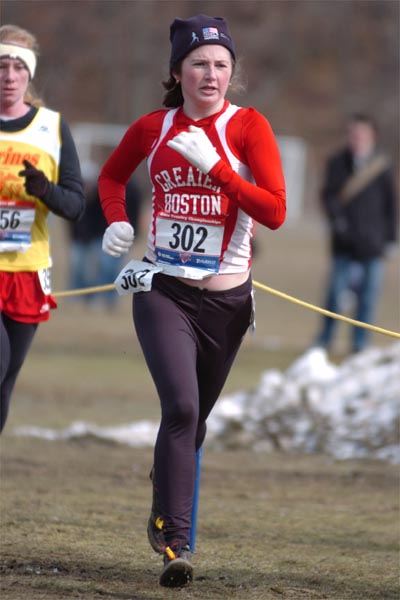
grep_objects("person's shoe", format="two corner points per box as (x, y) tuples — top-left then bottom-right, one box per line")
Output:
(147, 514), (165, 554)
(147, 467), (166, 554)
(159, 541), (193, 587)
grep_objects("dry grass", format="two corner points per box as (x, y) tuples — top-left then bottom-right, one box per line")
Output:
(1, 439), (398, 599)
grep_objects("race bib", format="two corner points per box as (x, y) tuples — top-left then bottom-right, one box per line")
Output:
(38, 267), (52, 294)
(0, 199), (36, 252)
(155, 216), (224, 273)
(114, 260), (163, 295)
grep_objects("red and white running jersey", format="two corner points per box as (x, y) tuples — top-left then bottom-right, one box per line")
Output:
(99, 101), (286, 276)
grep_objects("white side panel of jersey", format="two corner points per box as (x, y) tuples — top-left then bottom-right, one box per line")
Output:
(146, 109), (178, 263)
(214, 105), (254, 274)
(147, 109), (178, 169)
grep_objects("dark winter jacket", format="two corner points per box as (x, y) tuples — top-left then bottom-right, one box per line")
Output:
(321, 148), (398, 260)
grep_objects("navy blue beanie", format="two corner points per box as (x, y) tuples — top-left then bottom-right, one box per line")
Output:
(169, 14), (236, 68)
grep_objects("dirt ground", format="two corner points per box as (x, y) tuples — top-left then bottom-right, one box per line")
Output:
(1, 218), (399, 599)
(1, 440), (398, 600)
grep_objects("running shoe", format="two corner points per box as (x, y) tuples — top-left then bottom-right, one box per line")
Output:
(147, 467), (166, 553)
(159, 541), (193, 587)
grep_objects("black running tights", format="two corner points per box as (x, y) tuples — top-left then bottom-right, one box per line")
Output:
(0, 313), (38, 432)
(133, 273), (252, 546)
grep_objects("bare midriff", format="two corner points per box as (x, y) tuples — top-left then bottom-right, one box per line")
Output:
(177, 269), (250, 291)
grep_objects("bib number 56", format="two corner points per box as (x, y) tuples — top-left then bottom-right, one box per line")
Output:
(0, 209), (21, 230)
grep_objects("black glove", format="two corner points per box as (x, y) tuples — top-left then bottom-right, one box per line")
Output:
(19, 159), (50, 199)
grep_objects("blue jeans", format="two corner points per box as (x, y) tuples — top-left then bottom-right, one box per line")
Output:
(315, 254), (385, 353)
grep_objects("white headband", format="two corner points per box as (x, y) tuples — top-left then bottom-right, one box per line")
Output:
(0, 42), (37, 79)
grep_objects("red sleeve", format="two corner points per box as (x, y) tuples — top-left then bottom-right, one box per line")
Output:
(209, 108), (286, 230)
(98, 111), (166, 224)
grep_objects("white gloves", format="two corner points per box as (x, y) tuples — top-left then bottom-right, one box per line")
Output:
(102, 221), (135, 257)
(167, 125), (221, 174)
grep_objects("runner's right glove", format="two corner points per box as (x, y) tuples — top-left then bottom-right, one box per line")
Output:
(167, 125), (221, 174)
(102, 221), (134, 257)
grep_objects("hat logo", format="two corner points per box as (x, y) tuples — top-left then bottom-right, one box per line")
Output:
(202, 27), (219, 41)
(190, 31), (200, 45)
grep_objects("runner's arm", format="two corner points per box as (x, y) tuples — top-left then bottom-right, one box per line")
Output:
(209, 109), (286, 230)
(39, 118), (85, 221)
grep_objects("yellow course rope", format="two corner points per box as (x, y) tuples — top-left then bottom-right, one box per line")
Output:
(251, 280), (400, 340)
(54, 284), (115, 298)
(53, 280), (400, 340)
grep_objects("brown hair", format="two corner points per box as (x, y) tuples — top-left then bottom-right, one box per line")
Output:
(162, 70), (184, 108)
(0, 24), (44, 107)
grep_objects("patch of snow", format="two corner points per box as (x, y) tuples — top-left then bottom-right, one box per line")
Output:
(13, 342), (400, 463)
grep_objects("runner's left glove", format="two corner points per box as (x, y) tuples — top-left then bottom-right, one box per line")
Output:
(102, 221), (135, 257)
(19, 159), (50, 199)
(167, 125), (221, 174)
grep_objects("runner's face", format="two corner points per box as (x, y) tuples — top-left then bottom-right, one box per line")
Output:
(178, 45), (233, 117)
(0, 56), (30, 111)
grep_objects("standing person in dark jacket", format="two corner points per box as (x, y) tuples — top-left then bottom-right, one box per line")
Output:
(314, 113), (398, 354)
(0, 25), (85, 432)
